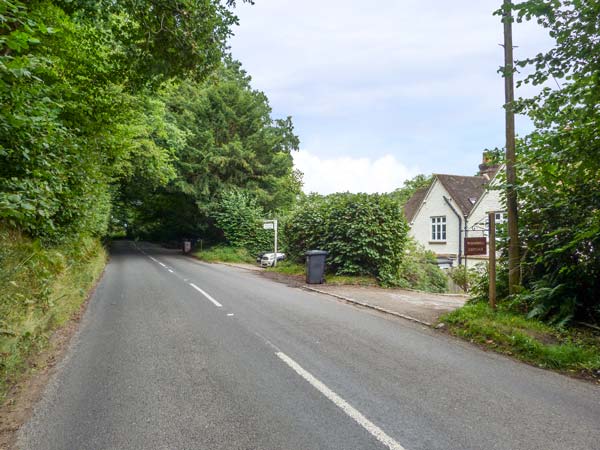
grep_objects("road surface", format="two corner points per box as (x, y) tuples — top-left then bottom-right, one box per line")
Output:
(18, 241), (600, 450)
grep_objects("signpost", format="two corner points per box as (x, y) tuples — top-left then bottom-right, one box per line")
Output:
(262, 219), (278, 267)
(488, 212), (497, 309)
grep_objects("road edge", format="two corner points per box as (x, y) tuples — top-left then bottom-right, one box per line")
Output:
(302, 286), (433, 327)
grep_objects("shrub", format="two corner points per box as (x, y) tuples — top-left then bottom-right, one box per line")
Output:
(0, 224), (106, 399)
(446, 264), (486, 292)
(397, 240), (447, 293)
(285, 193), (409, 285)
(212, 189), (272, 255)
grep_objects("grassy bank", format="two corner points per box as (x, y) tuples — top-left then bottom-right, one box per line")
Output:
(266, 261), (378, 285)
(0, 226), (107, 400)
(193, 245), (254, 264)
(441, 303), (600, 379)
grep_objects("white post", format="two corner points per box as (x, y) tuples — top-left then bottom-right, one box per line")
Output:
(273, 219), (278, 267)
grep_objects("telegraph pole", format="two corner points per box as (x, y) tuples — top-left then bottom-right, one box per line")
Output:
(502, 0), (521, 294)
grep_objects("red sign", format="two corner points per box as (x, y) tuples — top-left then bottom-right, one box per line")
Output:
(465, 237), (487, 256)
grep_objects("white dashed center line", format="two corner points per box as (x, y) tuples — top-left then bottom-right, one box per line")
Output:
(141, 246), (404, 450)
(276, 352), (407, 450)
(189, 283), (223, 308)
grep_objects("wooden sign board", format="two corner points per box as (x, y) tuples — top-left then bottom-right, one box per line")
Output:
(465, 237), (487, 256)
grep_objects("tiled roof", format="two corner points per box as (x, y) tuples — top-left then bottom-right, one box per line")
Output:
(435, 174), (487, 216)
(403, 174), (489, 221)
(403, 186), (429, 222)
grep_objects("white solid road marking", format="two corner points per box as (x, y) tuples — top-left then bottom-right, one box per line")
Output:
(276, 352), (408, 450)
(189, 283), (223, 308)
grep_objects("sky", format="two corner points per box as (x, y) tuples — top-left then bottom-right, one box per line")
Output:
(228, 0), (552, 194)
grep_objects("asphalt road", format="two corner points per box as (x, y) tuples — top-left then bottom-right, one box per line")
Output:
(18, 241), (600, 450)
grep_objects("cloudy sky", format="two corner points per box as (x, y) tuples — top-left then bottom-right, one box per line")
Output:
(228, 0), (552, 194)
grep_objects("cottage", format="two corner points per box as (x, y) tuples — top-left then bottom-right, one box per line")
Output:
(404, 158), (504, 268)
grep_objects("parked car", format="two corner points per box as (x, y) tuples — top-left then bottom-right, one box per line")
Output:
(260, 252), (286, 267)
(256, 252), (267, 263)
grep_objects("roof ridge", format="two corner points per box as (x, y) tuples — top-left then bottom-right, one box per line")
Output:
(434, 173), (486, 179)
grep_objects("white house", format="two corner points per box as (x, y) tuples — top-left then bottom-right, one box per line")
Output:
(404, 159), (504, 268)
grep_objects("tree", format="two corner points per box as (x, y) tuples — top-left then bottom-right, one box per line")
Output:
(118, 59), (302, 241)
(500, 0), (600, 323)
(389, 174), (432, 206)
(0, 0), (246, 242)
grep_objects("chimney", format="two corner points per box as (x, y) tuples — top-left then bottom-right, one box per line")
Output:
(479, 151), (499, 180)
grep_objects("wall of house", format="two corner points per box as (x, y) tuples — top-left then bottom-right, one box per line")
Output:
(408, 180), (462, 261)
(464, 179), (504, 261)
(468, 185), (503, 235)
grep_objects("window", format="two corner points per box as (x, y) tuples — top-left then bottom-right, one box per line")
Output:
(484, 212), (507, 236)
(431, 216), (446, 241)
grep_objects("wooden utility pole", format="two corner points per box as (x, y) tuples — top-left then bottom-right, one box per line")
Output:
(488, 212), (497, 309)
(503, 0), (521, 294)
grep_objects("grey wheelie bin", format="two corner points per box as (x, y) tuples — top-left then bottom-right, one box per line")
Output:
(305, 250), (328, 284)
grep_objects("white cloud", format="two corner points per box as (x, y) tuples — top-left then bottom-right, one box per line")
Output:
(293, 151), (418, 195)
(230, 0), (554, 176)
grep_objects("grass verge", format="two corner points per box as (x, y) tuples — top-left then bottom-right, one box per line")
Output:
(0, 226), (107, 401)
(193, 245), (254, 264)
(441, 302), (600, 380)
(267, 261), (378, 285)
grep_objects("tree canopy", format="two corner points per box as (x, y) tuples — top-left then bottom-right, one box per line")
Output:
(116, 60), (301, 241)
(495, 0), (600, 323)
(0, 0), (297, 244)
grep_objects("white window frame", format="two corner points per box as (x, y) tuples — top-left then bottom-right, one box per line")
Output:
(431, 216), (447, 242)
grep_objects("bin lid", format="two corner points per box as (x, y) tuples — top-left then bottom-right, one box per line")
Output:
(305, 250), (328, 256)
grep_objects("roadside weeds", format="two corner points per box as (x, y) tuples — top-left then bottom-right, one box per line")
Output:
(0, 230), (107, 450)
(0, 284), (99, 450)
(440, 303), (600, 384)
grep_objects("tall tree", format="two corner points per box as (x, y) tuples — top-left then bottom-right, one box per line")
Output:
(0, 0), (244, 241)
(118, 59), (302, 241)
(506, 0), (600, 322)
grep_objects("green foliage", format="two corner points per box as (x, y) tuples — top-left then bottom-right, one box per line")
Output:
(285, 193), (410, 285)
(466, 261), (511, 305)
(119, 60), (301, 242)
(397, 240), (448, 293)
(162, 64), (301, 212)
(389, 174), (432, 206)
(57, 0), (245, 86)
(446, 264), (489, 293)
(494, 0), (600, 323)
(212, 190), (271, 254)
(442, 303), (600, 376)
(193, 244), (253, 264)
(267, 261), (305, 276)
(0, 224), (106, 400)
(0, 0), (234, 241)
